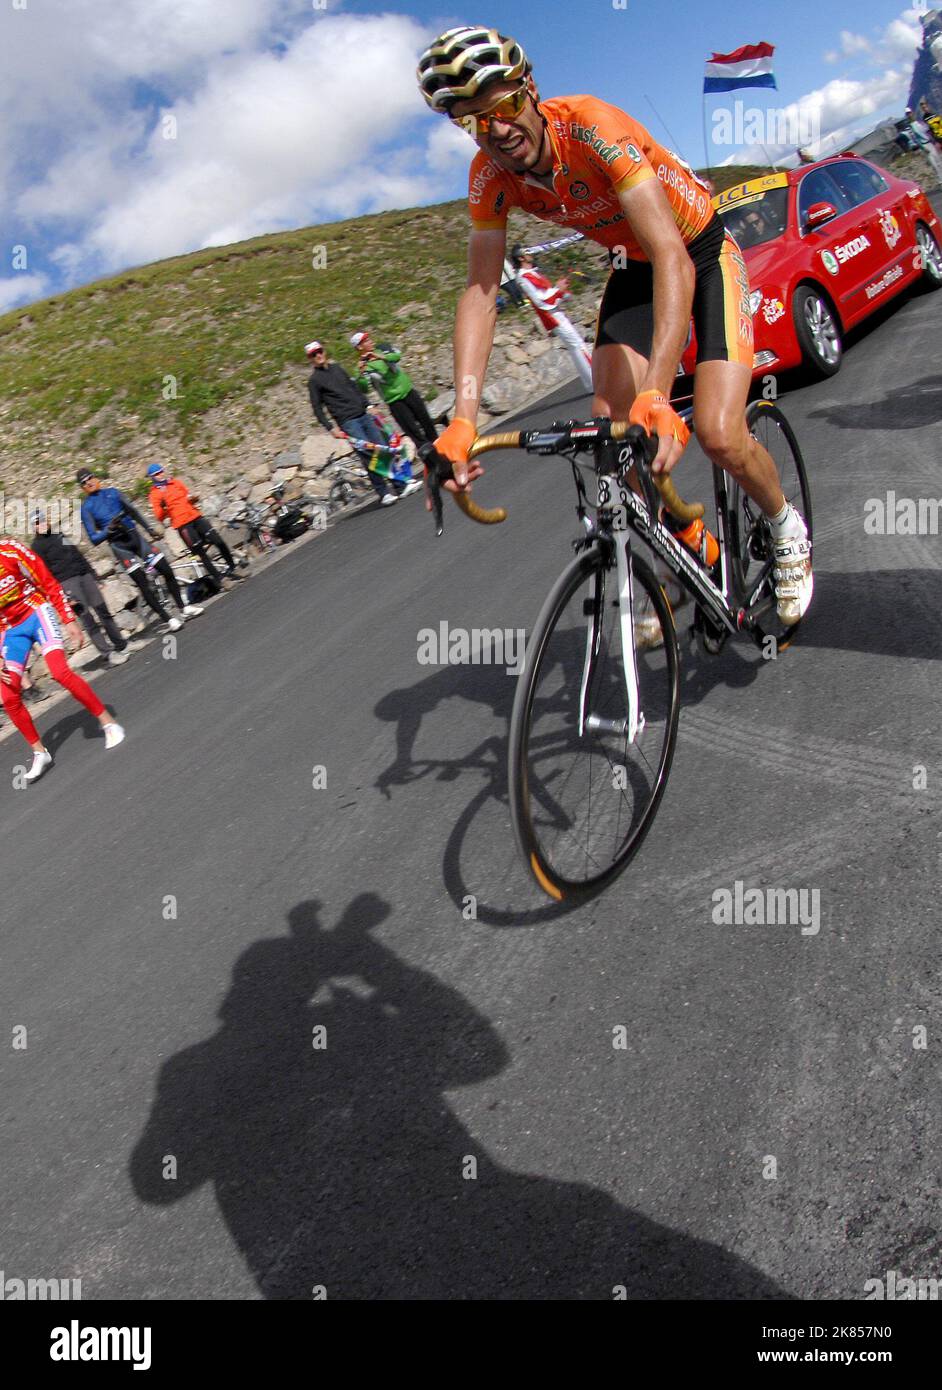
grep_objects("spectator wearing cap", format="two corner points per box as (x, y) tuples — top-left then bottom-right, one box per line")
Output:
(509, 246), (594, 392)
(77, 468), (201, 631)
(146, 464), (240, 592)
(30, 508), (133, 666)
(350, 330), (439, 450)
(304, 340), (418, 506)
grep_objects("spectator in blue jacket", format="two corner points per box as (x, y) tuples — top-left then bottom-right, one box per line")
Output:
(77, 469), (201, 631)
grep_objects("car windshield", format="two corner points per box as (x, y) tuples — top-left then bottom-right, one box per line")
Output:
(717, 187), (790, 249)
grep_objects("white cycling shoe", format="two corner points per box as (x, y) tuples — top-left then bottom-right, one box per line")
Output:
(103, 722), (125, 749)
(400, 478), (423, 497)
(771, 511), (813, 626)
(24, 748), (53, 783)
(380, 492), (398, 507)
(181, 604), (204, 617)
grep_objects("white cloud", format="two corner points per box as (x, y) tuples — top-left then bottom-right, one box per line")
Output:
(826, 7), (923, 65)
(3, 4), (450, 289)
(721, 7), (923, 167)
(425, 119), (477, 173)
(720, 63), (913, 165)
(0, 274), (50, 314)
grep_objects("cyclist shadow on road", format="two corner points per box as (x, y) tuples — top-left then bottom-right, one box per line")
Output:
(129, 891), (792, 1300)
(807, 374), (942, 431)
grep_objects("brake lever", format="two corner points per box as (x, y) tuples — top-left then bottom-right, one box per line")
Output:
(418, 443), (451, 537)
(625, 423), (661, 521)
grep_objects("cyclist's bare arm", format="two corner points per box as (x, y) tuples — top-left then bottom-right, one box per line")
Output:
(454, 227), (506, 430)
(615, 179), (695, 395)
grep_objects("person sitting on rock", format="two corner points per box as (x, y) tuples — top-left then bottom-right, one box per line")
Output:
(510, 246), (594, 392)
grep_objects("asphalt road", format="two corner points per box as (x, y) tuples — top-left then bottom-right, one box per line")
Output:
(2, 254), (941, 1301)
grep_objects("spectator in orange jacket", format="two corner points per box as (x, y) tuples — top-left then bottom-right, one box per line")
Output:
(146, 464), (241, 590)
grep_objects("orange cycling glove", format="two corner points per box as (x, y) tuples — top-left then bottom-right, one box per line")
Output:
(432, 416), (477, 471)
(628, 390), (690, 450)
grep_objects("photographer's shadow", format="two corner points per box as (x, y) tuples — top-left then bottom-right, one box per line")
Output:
(131, 892), (791, 1299)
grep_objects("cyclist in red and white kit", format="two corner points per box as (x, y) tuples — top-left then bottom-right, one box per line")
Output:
(0, 538), (125, 782)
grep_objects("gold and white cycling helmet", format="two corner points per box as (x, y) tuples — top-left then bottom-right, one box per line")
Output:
(417, 26), (531, 113)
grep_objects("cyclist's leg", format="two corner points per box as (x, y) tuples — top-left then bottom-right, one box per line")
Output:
(197, 517), (237, 574)
(1, 620), (44, 748)
(179, 520), (223, 588)
(112, 542), (172, 623)
(690, 231), (783, 514)
(33, 605), (105, 719)
(692, 230), (811, 620)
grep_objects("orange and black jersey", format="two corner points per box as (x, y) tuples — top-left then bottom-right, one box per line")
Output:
(469, 94), (715, 259)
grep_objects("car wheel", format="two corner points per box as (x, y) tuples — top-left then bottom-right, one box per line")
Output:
(792, 285), (842, 378)
(915, 222), (942, 290)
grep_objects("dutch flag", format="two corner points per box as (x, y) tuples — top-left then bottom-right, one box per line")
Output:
(703, 42), (777, 94)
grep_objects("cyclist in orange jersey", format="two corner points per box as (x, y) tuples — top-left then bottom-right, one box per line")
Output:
(417, 27), (812, 624)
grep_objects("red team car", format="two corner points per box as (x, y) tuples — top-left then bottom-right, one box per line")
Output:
(680, 155), (942, 380)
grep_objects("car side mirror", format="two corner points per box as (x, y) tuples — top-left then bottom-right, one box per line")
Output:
(806, 201), (838, 229)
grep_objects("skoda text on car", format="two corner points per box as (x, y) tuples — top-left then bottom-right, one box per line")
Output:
(679, 155), (942, 381)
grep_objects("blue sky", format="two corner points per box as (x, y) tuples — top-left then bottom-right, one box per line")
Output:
(0, 1), (932, 311)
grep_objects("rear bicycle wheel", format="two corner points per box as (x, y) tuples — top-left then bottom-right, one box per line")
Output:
(730, 400), (813, 650)
(509, 545), (680, 902)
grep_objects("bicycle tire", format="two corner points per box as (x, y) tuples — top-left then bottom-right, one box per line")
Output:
(509, 545), (680, 902)
(730, 400), (813, 650)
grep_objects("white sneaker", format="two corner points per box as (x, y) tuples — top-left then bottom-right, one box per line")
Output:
(108, 650), (130, 666)
(771, 512), (813, 625)
(400, 478), (423, 497)
(103, 722), (125, 749)
(380, 492), (398, 506)
(24, 748), (53, 783)
(181, 604), (204, 617)
(166, 617), (184, 632)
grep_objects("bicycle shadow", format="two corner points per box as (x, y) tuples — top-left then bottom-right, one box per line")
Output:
(129, 891), (793, 1300)
(372, 629), (759, 925)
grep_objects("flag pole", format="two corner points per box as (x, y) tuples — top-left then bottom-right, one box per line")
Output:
(702, 91), (711, 184)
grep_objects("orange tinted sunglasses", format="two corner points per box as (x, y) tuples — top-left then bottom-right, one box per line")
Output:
(451, 87), (528, 138)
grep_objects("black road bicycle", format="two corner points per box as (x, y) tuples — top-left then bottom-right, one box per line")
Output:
(424, 400), (812, 903)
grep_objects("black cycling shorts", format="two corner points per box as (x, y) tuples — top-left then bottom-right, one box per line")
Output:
(594, 214), (754, 368)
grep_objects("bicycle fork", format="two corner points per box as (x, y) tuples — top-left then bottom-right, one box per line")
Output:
(577, 531), (645, 745)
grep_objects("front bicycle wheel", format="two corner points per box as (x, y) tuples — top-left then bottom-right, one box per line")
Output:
(730, 400), (813, 650)
(509, 546), (680, 902)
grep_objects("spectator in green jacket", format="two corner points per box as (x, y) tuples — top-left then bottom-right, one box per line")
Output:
(350, 330), (439, 448)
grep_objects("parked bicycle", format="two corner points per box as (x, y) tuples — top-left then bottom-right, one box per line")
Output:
(315, 450), (374, 510)
(423, 400), (811, 903)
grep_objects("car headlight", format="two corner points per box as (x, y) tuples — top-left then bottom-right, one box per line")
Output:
(749, 289), (763, 315)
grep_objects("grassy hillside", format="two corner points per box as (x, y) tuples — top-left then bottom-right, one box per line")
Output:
(0, 200), (608, 496)
(0, 170), (773, 496)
